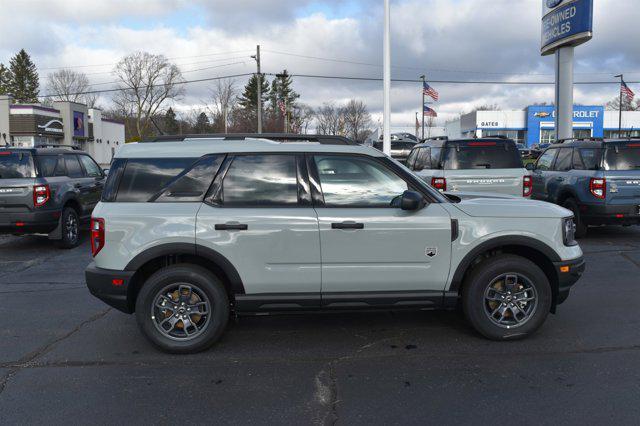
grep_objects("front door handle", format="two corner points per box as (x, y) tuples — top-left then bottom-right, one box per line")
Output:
(331, 221), (364, 230)
(215, 223), (248, 231)
(555, 177), (563, 181)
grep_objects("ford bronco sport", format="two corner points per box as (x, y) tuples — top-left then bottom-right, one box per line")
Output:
(0, 146), (105, 248)
(85, 138), (584, 353)
(406, 137), (531, 197)
(529, 138), (640, 237)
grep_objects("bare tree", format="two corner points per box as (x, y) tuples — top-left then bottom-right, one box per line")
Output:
(290, 103), (314, 134)
(606, 96), (638, 111)
(316, 102), (345, 135)
(343, 99), (372, 142)
(206, 79), (236, 133)
(112, 52), (184, 138)
(46, 69), (99, 107)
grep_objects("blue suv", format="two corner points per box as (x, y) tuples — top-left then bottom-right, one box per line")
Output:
(528, 138), (640, 237)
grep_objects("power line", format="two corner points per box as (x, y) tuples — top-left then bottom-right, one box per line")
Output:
(38, 49), (255, 71)
(264, 49), (640, 77)
(40, 73), (254, 98)
(264, 72), (640, 85)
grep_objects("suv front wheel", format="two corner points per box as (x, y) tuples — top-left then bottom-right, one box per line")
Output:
(135, 264), (230, 354)
(462, 254), (552, 340)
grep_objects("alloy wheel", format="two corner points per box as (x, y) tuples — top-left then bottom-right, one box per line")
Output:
(483, 273), (538, 329)
(151, 283), (211, 341)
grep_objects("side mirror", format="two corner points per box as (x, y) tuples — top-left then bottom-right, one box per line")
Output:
(525, 163), (535, 171)
(400, 190), (426, 211)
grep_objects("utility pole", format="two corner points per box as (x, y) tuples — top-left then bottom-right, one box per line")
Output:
(251, 45), (263, 134)
(420, 75), (426, 140)
(615, 74), (623, 137)
(382, 0), (391, 155)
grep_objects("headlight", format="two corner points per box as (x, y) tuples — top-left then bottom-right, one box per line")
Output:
(562, 217), (577, 246)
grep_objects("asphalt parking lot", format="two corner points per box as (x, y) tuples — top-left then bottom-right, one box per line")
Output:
(1, 228), (640, 425)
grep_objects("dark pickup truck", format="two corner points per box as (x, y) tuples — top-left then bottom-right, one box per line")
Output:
(0, 147), (105, 248)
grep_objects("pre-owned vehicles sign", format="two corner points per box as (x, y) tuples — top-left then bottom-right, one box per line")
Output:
(541, 0), (593, 55)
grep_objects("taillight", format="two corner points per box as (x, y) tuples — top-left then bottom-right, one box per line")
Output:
(431, 177), (447, 191)
(33, 185), (50, 207)
(589, 178), (606, 199)
(523, 176), (533, 197)
(91, 218), (105, 257)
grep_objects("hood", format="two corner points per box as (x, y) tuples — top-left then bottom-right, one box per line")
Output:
(451, 195), (571, 219)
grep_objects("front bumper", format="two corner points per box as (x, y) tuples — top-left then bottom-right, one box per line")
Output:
(0, 209), (60, 234)
(553, 256), (586, 305)
(582, 203), (640, 226)
(86, 262), (135, 313)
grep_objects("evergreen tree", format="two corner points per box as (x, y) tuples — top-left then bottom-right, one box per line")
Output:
(237, 73), (270, 111)
(194, 112), (211, 134)
(164, 107), (180, 134)
(0, 63), (11, 96)
(268, 70), (299, 113)
(9, 49), (39, 103)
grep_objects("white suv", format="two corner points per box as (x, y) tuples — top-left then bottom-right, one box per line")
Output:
(86, 138), (585, 353)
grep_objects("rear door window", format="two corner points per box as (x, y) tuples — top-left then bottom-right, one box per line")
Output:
(414, 148), (431, 170)
(443, 143), (523, 169)
(37, 155), (63, 177)
(554, 148), (573, 171)
(221, 155), (298, 207)
(64, 155), (84, 178)
(603, 145), (640, 171)
(0, 151), (35, 178)
(116, 158), (197, 202)
(577, 148), (602, 170)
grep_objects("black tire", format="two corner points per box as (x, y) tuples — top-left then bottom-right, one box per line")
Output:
(462, 254), (552, 341)
(562, 198), (588, 238)
(135, 264), (229, 354)
(55, 207), (80, 249)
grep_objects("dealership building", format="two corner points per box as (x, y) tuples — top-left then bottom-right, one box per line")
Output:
(445, 105), (640, 146)
(0, 96), (124, 166)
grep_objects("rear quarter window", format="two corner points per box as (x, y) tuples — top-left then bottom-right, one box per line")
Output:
(0, 152), (35, 178)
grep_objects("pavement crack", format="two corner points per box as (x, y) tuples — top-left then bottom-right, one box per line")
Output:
(315, 363), (339, 425)
(620, 251), (640, 269)
(0, 308), (111, 397)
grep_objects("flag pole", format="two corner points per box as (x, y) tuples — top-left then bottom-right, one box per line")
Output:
(615, 74), (623, 137)
(382, 0), (391, 156)
(420, 75), (425, 141)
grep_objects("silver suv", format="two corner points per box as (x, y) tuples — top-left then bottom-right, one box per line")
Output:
(406, 137), (531, 197)
(85, 138), (584, 353)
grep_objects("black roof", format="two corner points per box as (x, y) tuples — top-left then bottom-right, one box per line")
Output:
(0, 145), (86, 155)
(143, 133), (359, 146)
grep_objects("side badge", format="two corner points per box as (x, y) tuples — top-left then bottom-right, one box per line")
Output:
(425, 247), (438, 258)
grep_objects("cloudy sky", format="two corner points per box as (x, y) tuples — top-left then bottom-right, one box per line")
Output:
(1, 0), (638, 132)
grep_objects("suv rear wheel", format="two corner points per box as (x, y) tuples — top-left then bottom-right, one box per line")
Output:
(135, 264), (229, 354)
(55, 207), (80, 249)
(562, 198), (587, 238)
(462, 254), (551, 340)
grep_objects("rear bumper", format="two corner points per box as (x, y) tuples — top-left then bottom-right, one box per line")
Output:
(582, 203), (640, 225)
(85, 262), (135, 314)
(0, 209), (60, 234)
(553, 256), (586, 305)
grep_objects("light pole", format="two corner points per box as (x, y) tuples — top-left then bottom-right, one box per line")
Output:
(382, 0), (391, 155)
(251, 45), (262, 134)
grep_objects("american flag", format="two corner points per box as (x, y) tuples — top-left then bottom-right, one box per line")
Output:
(278, 99), (286, 114)
(621, 81), (635, 103)
(423, 105), (437, 117)
(423, 81), (439, 101)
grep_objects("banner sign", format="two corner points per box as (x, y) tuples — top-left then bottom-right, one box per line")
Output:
(541, 0), (593, 55)
(73, 111), (84, 137)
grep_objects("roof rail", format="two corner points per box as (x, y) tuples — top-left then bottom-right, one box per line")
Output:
(143, 133), (359, 146)
(556, 137), (603, 144)
(35, 144), (81, 150)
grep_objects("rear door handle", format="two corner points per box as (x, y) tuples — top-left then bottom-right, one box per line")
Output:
(555, 177), (564, 181)
(331, 221), (364, 230)
(215, 223), (248, 231)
